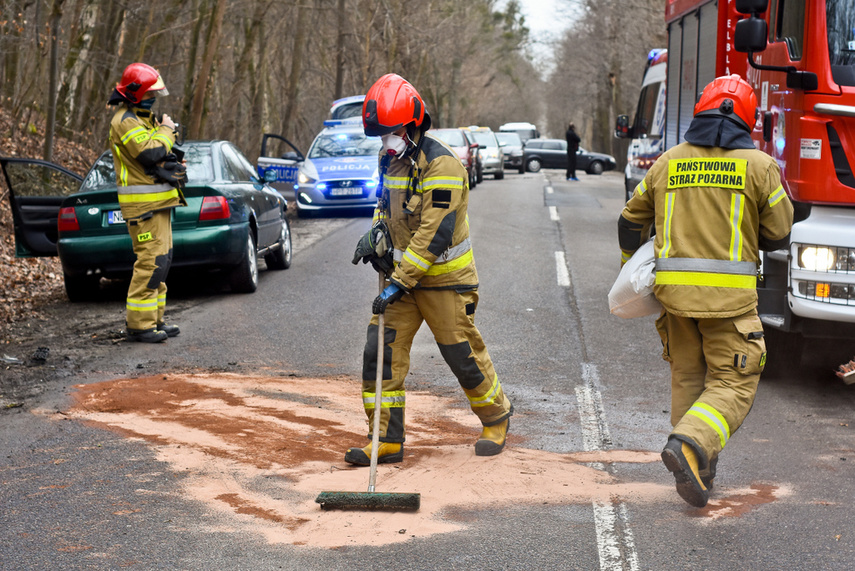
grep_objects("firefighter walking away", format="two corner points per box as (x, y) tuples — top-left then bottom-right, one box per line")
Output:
(618, 74), (793, 507)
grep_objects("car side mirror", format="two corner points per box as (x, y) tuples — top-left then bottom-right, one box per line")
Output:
(263, 168), (278, 183)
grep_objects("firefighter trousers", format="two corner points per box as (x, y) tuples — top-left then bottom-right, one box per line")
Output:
(361, 287), (512, 443)
(125, 209), (173, 332)
(655, 308), (766, 470)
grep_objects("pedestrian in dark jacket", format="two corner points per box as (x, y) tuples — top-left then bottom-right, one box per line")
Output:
(565, 123), (581, 180)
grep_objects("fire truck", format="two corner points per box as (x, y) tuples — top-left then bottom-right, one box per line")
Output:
(623, 0), (855, 372)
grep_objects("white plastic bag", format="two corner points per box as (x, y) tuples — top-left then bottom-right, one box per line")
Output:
(608, 239), (662, 318)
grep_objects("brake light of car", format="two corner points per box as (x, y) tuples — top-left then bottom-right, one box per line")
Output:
(58, 207), (80, 232)
(199, 196), (231, 221)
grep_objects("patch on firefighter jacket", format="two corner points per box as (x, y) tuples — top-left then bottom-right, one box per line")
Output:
(137, 232), (153, 242)
(667, 158), (747, 190)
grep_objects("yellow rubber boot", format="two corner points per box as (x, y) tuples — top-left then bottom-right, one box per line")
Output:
(661, 438), (709, 508)
(344, 441), (403, 466)
(475, 418), (509, 456)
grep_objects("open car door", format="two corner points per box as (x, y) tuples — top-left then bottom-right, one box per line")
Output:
(257, 133), (304, 198)
(0, 157), (83, 257)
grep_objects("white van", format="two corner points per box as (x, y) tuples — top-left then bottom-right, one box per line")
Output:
(499, 122), (540, 144)
(614, 49), (667, 201)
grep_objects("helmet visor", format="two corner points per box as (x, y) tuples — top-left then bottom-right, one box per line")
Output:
(148, 75), (169, 97)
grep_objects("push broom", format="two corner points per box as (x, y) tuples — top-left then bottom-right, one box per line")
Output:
(315, 272), (420, 510)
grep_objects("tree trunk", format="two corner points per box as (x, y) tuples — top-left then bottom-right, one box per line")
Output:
(281, 0), (311, 136)
(333, 0), (345, 99)
(188, 0), (227, 139)
(43, 0), (64, 162)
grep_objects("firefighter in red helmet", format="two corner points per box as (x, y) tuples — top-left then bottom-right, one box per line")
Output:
(108, 63), (185, 343)
(618, 74), (793, 507)
(348, 73), (513, 464)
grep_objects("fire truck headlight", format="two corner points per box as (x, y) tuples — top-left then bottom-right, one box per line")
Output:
(799, 246), (836, 272)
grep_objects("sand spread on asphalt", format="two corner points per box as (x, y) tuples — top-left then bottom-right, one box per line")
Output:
(65, 373), (772, 548)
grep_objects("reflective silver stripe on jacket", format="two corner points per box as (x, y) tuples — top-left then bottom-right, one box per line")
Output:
(394, 237), (472, 264)
(655, 257), (757, 275)
(117, 183), (175, 195)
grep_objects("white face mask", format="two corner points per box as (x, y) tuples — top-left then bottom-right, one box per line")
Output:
(381, 133), (408, 157)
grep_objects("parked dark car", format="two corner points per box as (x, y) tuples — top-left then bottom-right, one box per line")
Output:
(429, 128), (479, 188)
(1, 140), (292, 301)
(523, 138), (617, 175)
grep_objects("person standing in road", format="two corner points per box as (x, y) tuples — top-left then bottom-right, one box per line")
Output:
(617, 74), (793, 508)
(565, 123), (581, 181)
(108, 63), (185, 343)
(348, 73), (513, 465)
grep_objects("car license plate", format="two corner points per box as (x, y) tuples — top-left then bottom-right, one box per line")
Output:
(108, 210), (125, 225)
(330, 186), (363, 197)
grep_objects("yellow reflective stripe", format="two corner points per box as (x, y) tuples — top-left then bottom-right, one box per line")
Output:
(403, 248), (432, 271)
(121, 126), (147, 144)
(656, 270), (757, 289)
(686, 403), (731, 448)
(362, 390), (406, 409)
(661, 191), (675, 258)
(126, 298), (159, 311)
(621, 251), (632, 263)
(422, 176), (464, 190)
(768, 185), (786, 207)
(468, 374), (501, 407)
(114, 145), (128, 186)
(384, 176), (410, 189)
(117, 189), (180, 203)
(637, 179), (647, 195)
(729, 193), (745, 261)
(425, 249), (474, 276)
(151, 133), (174, 148)
(157, 293), (166, 307)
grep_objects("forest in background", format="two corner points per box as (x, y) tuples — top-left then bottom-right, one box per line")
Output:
(1, 0), (666, 165)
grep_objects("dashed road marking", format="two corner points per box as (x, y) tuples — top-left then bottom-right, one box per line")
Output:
(555, 251), (571, 287)
(549, 206), (559, 221)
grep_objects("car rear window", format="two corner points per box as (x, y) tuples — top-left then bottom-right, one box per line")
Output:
(79, 145), (215, 192)
(308, 132), (381, 158)
(432, 130), (466, 147)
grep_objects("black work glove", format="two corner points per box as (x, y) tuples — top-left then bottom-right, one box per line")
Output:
(373, 283), (405, 314)
(352, 221), (393, 274)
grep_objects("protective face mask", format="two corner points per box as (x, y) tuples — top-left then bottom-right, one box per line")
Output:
(137, 98), (156, 110)
(381, 133), (408, 157)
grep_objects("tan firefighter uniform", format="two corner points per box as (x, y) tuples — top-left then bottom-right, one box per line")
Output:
(109, 106), (182, 332)
(360, 131), (513, 443)
(619, 142), (793, 472)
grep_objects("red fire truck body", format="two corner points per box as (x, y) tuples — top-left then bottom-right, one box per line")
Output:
(663, 0), (855, 368)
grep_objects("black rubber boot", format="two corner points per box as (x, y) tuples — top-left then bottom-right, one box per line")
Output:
(157, 323), (180, 337)
(701, 456), (718, 491)
(126, 328), (168, 343)
(661, 437), (709, 508)
(344, 442), (403, 465)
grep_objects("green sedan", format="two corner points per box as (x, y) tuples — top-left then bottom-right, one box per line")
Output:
(1, 140), (292, 301)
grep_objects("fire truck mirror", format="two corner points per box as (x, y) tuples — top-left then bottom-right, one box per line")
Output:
(735, 0), (767, 15)
(734, 17), (768, 53)
(786, 71), (819, 92)
(762, 112), (773, 142)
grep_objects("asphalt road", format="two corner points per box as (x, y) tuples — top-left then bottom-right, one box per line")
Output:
(2, 169), (855, 570)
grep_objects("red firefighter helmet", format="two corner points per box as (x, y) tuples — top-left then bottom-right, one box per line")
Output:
(116, 63), (169, 104)
(363, 74), (428, 137)
(694, 74), (758, 131)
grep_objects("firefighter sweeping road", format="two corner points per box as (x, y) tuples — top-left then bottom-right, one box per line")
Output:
(2, 169), (855, 570)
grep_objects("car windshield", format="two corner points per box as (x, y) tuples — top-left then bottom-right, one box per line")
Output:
(432, 130), (466, 147)
(496, 132), (522, 146)
(470, 131), (497, 147)
(827, 1), (855, 86)
(79, 145), (215, 192)
(308, 132), (381, 158)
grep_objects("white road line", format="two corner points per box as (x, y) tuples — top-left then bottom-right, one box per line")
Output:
(555, 251), (571, 287)
(576, 364), (640, 571)
(549, 206), (559, 221)
(546, 186), (554, 194)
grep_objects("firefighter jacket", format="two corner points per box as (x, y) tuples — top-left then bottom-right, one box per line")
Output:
(374, 131), (478, 291)
(618, 142), (794, 318)
(109, 105), (181, 220)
